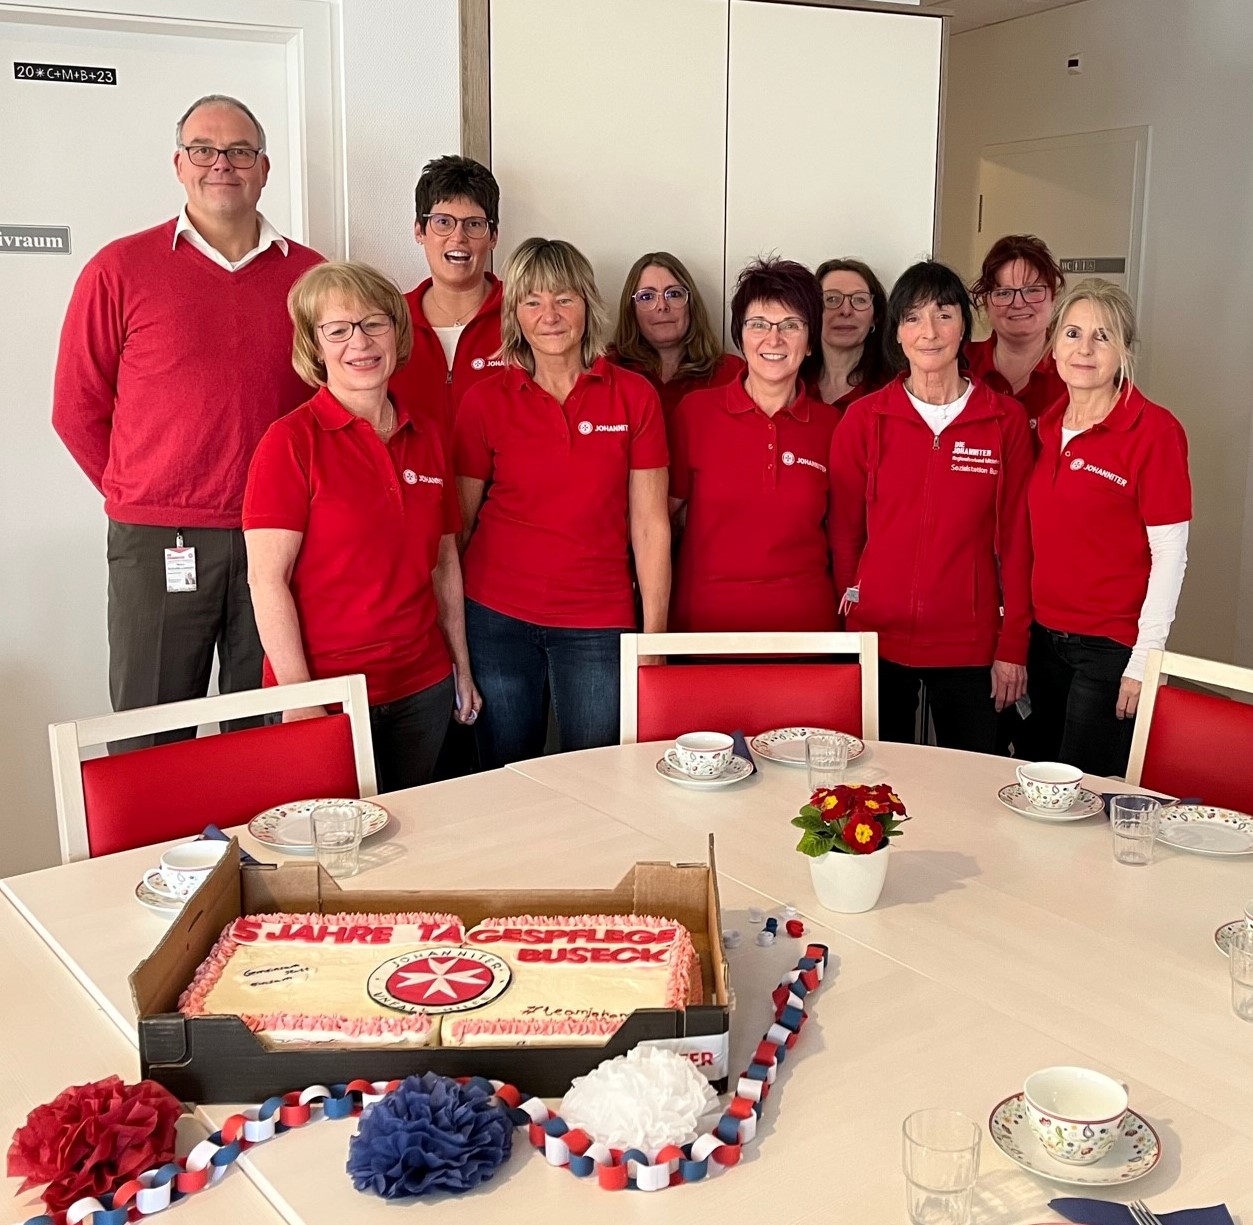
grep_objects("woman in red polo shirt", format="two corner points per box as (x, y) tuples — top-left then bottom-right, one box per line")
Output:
(669, 257), (838, 632)
(967, 234), (1067, 436)
(1026, 279), (1191, 776)
(454, 238), (671, 769)
(810, 257), (891, 417)
(244, 261), (481, 791)
(609, 251), (743, 418)
(830, 261), (1033, 753)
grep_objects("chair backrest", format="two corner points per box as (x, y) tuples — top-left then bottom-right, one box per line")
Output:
(1127, 650), (1253, 813)
(620, 631), (878, 744)
(49, 676), (376, 862)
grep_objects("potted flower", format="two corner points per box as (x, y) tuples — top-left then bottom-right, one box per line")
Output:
(791, 783), (909, 912)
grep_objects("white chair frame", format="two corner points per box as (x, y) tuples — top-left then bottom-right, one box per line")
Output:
(1126, 649), (1253, 786)
(49, 675), (377, 864)
(619, 631), (879, 744)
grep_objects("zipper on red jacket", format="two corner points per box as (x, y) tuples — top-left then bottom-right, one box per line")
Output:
(907, 430), (943, 651)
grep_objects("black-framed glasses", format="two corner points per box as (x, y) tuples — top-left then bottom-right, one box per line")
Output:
(317, 314), (394, 343)
(988, 284), (1049, 307)
(823, 290), (874, 312)
(632, 286), (690, 309)
(743, 316), (806, 335)
(180, 144), (263, 168)
(422, 212), (493, 239)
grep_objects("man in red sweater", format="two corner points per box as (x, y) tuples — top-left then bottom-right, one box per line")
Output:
(52, 94), (323, 747)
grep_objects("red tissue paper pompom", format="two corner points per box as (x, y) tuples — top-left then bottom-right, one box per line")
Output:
(6, 1075), (183, 1221)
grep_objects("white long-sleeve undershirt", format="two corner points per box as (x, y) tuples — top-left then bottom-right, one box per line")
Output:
(1125, 521), (1189, 682)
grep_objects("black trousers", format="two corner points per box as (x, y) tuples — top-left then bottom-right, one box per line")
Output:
(369, 675), (455, 792)
(879, 658), (998, 754)
(1022, 622), (1134, 777)
(106, 520), (262, 751)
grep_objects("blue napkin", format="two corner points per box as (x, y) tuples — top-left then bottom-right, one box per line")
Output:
(200, 824), (269, 867)
(731, 730), (757, 774)
(1050, 1198), (1233, 1225)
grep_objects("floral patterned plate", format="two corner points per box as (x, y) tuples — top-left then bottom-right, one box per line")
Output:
(749, 728), (865, 766)
(247, 798), (390, 852)
(997, 784), (1105, 822)
(134, 877), (183, 917)
(988, 1093), (1160, 1186)
(1156, 806), (1253, 856)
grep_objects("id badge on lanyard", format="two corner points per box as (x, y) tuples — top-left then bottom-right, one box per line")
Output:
(164, 530), (197, 592)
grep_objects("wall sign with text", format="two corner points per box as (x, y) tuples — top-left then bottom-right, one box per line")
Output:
(13, 62), (117, 85)
(0, 225), (72, 253)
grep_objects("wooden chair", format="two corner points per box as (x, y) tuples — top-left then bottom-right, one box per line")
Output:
(1126, 650), (1253, 812)
(49, 676), (377, 863)
(619, 631), (878, 744)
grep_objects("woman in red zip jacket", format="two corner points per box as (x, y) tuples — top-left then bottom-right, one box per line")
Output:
(829, 261), (1033, 752)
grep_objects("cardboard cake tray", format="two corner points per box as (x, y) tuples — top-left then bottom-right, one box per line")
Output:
(131, 835), (730, 1103)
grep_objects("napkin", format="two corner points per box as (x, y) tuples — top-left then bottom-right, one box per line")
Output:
(1050, 1197), (1234, 1225)
(731, 730), (757, 774)
(199, 824), (269, 867)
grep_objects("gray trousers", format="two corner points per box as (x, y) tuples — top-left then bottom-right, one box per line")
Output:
(106, 520), (263, 751)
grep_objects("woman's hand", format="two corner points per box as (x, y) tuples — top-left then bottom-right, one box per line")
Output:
(454, 672), (483, 725)
(1116, 676), (1142, 720)
(990, 660), (1027, 712)
(282, 705), (327, 722)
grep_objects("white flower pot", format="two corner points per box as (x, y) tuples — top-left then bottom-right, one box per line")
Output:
(807, 845), (889, 913)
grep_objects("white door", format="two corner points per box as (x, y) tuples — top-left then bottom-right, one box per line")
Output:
(975, 127), (1149, 304)
(0, 13), (300, 875)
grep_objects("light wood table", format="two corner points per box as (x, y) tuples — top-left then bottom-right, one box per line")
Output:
(3, 744), (1248, 1223)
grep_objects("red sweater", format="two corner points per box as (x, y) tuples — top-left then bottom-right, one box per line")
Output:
(389, 274), (504, 435)
(52, 219), (323, 529)
(829, 376), (1033, 668)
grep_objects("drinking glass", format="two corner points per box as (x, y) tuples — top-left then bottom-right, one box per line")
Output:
(902, 1109), (981, 1225)
(806, 732), (849, 790)
(1230, 925), (1253, 1022)
(1110, 795), (1162, 866)
(311, 801), (362, 879)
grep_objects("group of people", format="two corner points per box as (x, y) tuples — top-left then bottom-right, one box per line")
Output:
(52, 93), (1191, 793)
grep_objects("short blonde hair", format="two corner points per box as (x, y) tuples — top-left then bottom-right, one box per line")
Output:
(1049, 277), (1138, 390)
(499, 237), (609, 375)
(288, 261), (414, 388)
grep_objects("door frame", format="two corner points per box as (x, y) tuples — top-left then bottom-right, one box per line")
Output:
(1, 0), (345, 255)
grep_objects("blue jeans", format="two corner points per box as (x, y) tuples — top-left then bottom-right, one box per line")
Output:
(465, 600), (624, 769)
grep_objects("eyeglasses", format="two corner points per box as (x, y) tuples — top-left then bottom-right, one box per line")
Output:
(179, 144), (263, 168)
(823, 291), (874, 312)
(422, 212), (493, 239)
(988, 284), (1049, 307)
(317, 314), (394, 343)
(743, 316), (806, 335)
(632, 286), (690, 309)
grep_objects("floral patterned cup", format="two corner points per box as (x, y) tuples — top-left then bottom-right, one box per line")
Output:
(1015, 762), (1084, 812)
(1023, 1066), (1128, 1164)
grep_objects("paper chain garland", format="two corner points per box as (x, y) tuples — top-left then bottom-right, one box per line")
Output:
(11, 942), (828, 1222)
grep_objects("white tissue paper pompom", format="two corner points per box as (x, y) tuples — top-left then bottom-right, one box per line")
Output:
(558, 1045), (719, 1156)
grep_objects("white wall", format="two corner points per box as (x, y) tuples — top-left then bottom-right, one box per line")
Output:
(939, 0), (1253, 667)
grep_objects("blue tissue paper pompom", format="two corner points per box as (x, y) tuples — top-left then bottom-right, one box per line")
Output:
(346, 1072), (513, 1199)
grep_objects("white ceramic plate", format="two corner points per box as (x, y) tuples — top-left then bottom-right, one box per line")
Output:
(749, 728), (866, 766)
(248, 798), (391, 851)
(997, 784), (1105, 823)
(988, 1094), (1160, 1186)
(134, 878), (183, 917)
(1215, 919), (1245, 957)
(1156, 805), (1253, 856)
(655, 755), (754, 789)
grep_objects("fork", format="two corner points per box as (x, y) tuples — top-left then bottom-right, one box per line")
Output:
(1129, 1201), (1164, 1225)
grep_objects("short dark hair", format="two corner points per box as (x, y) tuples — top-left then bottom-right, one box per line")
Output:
(414, 155), (500, 230)
(884, 260), (973, 373)
(970, 233), (1065, 304)
(814, 257), (892, 391)
(729, 256), (823, 380)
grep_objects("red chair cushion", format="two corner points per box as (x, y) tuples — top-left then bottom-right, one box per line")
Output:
(1140, 685), (1253, 814)
(81, 714), (362, 857)
(636, 663), (863, 743)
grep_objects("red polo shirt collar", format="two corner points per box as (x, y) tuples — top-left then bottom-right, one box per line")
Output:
(724, 373), (811, 421)
(307, 385), (418, 433)
(1038, 384), (1147, 440)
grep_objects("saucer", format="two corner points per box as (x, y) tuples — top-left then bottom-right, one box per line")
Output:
(655, 754), (754, 789)
(988, 1093), (1160, 1185)
(1215, 919), (1246, 956)
(997, 784), (1104, 822)
(134, 877), (183, 917)
(1156, 806), (1253, 856)
(749, 727), (866, 766)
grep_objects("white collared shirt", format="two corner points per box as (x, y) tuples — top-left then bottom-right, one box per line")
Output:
(172, 207), (289, 272)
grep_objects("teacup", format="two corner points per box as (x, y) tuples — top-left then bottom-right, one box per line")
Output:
(1016, 761), (1084, 812)
(664, 731), (734, 779)
(142, 840), (229, 904)
(1023, 1066), (1128, 1164)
